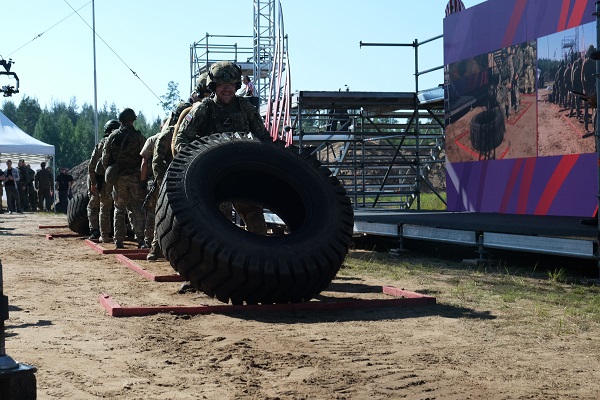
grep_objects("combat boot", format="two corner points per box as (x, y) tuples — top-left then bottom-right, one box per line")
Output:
(88, 230), (100, 240)
(115, 241), (125, 249)
(146, 244), (163, 261)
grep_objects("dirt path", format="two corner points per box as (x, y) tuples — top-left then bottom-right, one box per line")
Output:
(1, 212), (599, 399)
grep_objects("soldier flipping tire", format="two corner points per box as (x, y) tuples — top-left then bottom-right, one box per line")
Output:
(155, 132), (354, 305)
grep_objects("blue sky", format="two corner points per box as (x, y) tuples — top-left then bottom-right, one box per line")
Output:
(0, 0), (486, 123)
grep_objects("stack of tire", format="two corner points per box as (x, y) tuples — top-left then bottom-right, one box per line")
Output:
(155, 132), (355, 305)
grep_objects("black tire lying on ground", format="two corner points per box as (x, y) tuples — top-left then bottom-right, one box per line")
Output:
(155, 132), (354, 305)
(67, 192), (90, 235)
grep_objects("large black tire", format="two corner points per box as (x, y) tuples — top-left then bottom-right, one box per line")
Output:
(155, 133), (354, 304)
(469, 107), (505, 152)
(67, 192), (90, 235)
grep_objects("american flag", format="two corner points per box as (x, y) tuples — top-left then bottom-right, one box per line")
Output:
(445, 0), (466, 17)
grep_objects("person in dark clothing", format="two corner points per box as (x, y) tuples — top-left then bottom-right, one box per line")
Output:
(0, 168), (4, 213)
(55, 167), (73, 213)
(35, 162), (54, 211)
(4, 160), (22, 214)
(17, 159), (30, 211)
(26, 164), (37, 211)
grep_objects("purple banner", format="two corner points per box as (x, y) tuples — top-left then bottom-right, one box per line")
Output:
(444, 0), (595, 65)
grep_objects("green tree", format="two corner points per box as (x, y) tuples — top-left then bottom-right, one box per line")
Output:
(159, 81), (180, 113)
(1, 100), (17, 122)
(16, 96), (42, 134)
(56, 113), (76, 168)
(34, 110), (59, 147)
(73, 116), (95, 165)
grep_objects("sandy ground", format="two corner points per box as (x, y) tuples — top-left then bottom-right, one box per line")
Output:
(1, 211), (600, 399)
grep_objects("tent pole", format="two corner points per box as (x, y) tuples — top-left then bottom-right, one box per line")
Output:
(92, 0), (99, 145)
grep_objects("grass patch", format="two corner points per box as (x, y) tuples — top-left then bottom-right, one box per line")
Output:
(342, 249), (600, 335)
(409, 192), (447, 210)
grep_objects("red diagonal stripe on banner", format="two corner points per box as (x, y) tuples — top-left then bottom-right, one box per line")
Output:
(500, 159), (524, 213)
(534, 154), (580, 215)
(501, 0), (528, 48)
(566, 0), (588, 29)
(517, 157), (536, 214)
(557, 0), (571, 31)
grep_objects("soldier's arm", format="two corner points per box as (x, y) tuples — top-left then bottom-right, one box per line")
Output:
(172, 106), (194, 156)
(174, 103), (207, 156)
(88, 145), (100, 186)
(152, 133), (171, 183)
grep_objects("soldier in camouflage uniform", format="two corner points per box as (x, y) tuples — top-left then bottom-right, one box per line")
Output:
(563, 61), (573, 109)
(582, 46), (597, 132)
(497, 48), (514, 119)
(87, 119), (119, 241)
(101, 109), (147, 249)
(139, 128), (164, 249)
(523, 42), (536, 94)
(511, 45), (523, 112)
(571, 56), (583, 119)
(174, 60), (269, 236)
(554, 60), (565, 105)
(145, 73), (210, 261)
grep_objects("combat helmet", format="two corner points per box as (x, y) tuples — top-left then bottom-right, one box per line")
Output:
(195, 72), (209, 93)
(118, 108), (137, 122)
(103, 119), (120, 134)
(206, 61), (242, 92)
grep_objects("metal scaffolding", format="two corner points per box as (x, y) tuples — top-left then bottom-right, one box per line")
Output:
(189, 0), (281, 106)
(290, 35), (446, 211)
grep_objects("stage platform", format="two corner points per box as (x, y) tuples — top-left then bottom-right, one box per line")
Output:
(353, 210), (599, 260)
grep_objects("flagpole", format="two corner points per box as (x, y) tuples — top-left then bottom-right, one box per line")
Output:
(92, 0), (99, 144)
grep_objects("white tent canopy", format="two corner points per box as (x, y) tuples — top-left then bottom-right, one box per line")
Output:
(0, 110), (54, 164)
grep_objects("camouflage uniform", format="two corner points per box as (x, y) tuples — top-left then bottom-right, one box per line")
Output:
(523, 43), (536, 94)
(563, 62), (573, 108)
(175, 83), (270, 235)
(140, 132), (162, 247)
(498, 50), (514, 119)
(102, 123), (147, 246)
(512, 46), (523, 111)
(87, 134), (114, 241)
(582, 51), (596, 131)
(175, 97), (270, 151)
(555, 62), (565, 105)
(571, 57), (583, 118)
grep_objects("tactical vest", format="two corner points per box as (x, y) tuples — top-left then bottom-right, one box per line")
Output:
(198, 97), (256, 138)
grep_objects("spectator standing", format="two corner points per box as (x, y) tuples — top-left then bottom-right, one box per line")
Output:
(239, 75), (255, 97)
(55, 167), (73, 213)
(17, 159), (30, 211)
(0, 167), (4, 213)
(26, 164), (36, 211)
(35, 162), (54, 212)
(4, 160), (23, 214)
